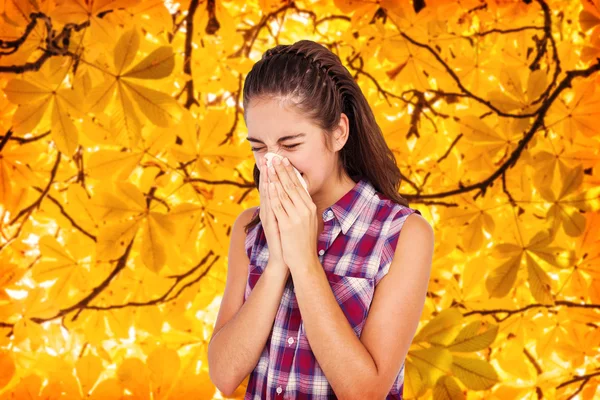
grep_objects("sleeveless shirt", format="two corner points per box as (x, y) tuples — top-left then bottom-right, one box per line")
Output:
(242, 178), (422, 399)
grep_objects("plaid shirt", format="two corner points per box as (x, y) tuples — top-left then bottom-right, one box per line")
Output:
(243, 178), (422, 399)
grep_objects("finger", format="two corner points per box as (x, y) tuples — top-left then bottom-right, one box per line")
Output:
(260, 161), (267, 198)
(279, 157), (311, 208)
(262, 161), (274, 217)
(274, 158), (309, 210)
(273, 179), (295, 216)
(268, 181), (287, 221)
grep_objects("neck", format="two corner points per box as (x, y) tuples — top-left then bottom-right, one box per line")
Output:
(312, 170), (357, 220)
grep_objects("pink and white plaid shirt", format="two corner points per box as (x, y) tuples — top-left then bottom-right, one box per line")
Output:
(242, 178), (422, 399)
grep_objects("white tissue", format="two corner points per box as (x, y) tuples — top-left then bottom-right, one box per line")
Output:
(264, 152), (309, 194)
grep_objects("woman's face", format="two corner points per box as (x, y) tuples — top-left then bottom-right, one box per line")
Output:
(245, 98), (334, 195)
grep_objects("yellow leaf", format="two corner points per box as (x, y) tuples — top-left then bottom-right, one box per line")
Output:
(135, 306), (163, 336)
(128, 0), (173, 36)
(96, 218), (141, 262)
(115, 181), (147, 211)
(81, 113), (125, 146)
(89, 377), (124, 400)
(413, 308), (463, 345)
(459, 116), (502, 143)
(563, 268), (588, 300)
(87, 149), (143, 181)
(461, 257), (488, 298)
(147, 346), (180, 396)
(80, 311), (109, 346)
(117, 357), (151, 400)
(461, 213), (484, 253)
(3, 79), (49, 104)
(31, 235), (83, 303)
(527, 69), (547, 102)
(51, 98), (79, 156)
(11, 374), (43, 400)
(76, 353), (103, 396)
(114, 83), (142, 148)
(451, 355), (499, 390)
(559, 205), (587, 237)
(496, 340), (535, 381)
(105, 308), (133, 339)
(14, 317), (44, 351)
(409, 347), (453, 388)
(525, 253), (554, 305)
(485, 256), (522, 298)
(169, 203), (205, 260)
(141, 214), (172, 273)
(559, 164), (583, 199)
(114, 27), (141, 74)
(403, 359), (426, 399)
(44, 357), (81, 398)
(499, 67), (525, 101)
(433, 375), (465, 400)
(19, 286), (59, 320)
(57, 72), (86, 109)
(39, 379), (65, 399)
(547, 78), (600, 139)
(589, 278), (600, 303)
(0, 350), (15, 390)
(86, 79), (118, 114)
(447, 321), (499, 352)
(66, 184), (99, 232)
(0, 259), (26, 288)
(89, 190), (142, 222)
(536, 325), (561, 359)
(491, 243), (522, 259)
(169, 369), (216, 399)
(123, 80), (182, 127)
(488, 90), (521, 112)
(123, 46), (175, 80)
(0, 159), (12, 207)
(11, 96), (52, 135)
(579, 10), (600, 32)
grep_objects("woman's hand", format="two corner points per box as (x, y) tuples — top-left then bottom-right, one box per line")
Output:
(259, 159), (289, 277)
(267, 157), (319, 272)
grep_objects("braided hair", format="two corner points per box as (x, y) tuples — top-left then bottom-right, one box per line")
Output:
(242, 40), (410, 234)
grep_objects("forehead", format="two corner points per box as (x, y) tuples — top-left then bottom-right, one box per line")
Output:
(245, 98), (318, 137)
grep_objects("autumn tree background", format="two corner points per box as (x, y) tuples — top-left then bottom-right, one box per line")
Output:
(1, 0), (599, 398)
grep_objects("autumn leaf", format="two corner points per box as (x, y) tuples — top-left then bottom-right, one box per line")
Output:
(1, 2), (599, 399)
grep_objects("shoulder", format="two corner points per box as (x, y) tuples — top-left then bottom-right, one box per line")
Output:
(242, 206), (259, 220)
(402, 211), (433, 241)
(235, 206), (259, 229)
(396, 210), (434, 256)
(380, 202), (432, 256)
(232, 207), (260, 259)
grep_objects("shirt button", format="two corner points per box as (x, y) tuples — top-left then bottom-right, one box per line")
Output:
(276, 386), (283, 394)
(318, 249), (324, 256)
(327, 210), (333, 218)
(288, 337), (294, 345)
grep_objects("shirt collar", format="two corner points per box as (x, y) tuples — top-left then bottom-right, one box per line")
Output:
(324, 178), (377, 235)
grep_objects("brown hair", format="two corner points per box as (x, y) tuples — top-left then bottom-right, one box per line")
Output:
(242, 40), (410, 234)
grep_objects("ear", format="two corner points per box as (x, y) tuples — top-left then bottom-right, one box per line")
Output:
(333, 112), (350, 151)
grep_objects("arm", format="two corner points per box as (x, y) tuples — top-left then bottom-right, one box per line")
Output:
(291, 213), (434, 399)
(208, 264), (290, 396)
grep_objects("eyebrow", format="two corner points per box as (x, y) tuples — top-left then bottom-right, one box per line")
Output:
(246, 133), (306, 144)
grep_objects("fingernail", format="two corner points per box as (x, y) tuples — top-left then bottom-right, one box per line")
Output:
(283, 158), (290, 166)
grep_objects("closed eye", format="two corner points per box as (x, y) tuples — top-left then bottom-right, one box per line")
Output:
(251, 144), (300, 152)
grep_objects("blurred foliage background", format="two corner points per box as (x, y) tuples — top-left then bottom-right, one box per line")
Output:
(1, 0), (600, 399)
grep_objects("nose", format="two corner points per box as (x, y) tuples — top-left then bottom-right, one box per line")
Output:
(258, 148), (283, 163)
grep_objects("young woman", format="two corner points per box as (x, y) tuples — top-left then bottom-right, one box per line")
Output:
(208, 40), (434, 399)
